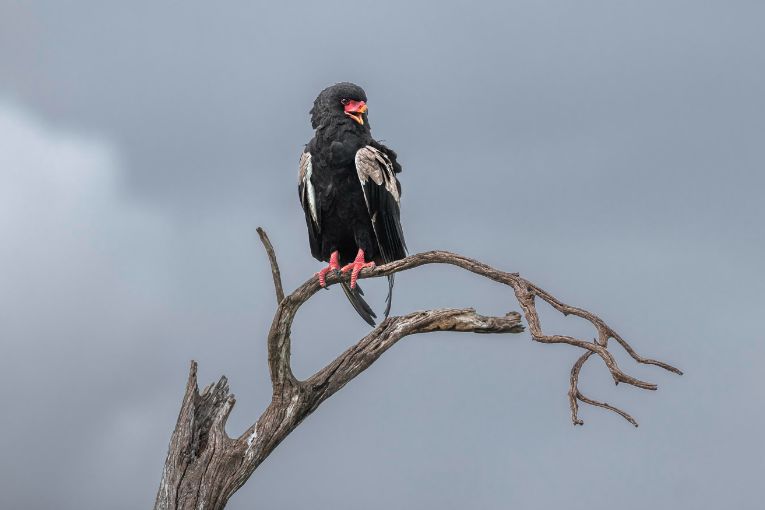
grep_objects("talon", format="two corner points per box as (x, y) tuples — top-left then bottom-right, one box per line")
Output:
(316, 251), (341, 287)
(340, 249), (375, 289)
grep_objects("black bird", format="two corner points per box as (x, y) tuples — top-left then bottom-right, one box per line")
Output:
(298, 82), (407, 325)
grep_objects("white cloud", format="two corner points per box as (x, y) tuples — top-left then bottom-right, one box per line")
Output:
(0, 102), (176, 335)
(0, 102), (117, 217)
(0, 101), (276, 509)
(0, 102), (182, 508)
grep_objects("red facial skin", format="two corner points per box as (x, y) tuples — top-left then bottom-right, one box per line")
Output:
(343, 100), (367, 124)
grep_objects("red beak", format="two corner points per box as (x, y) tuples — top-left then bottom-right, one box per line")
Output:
(344, 100), (368, 125)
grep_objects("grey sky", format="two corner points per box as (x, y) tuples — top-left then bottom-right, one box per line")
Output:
(1, 1), (763, 509)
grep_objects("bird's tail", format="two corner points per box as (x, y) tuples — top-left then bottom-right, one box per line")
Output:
(383, 274), (395, 318)
(341, 281), (377, 326)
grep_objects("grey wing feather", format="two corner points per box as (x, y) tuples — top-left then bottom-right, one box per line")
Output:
(355, 146), (407, 261)
(355, 146), (407, 317)
(299, 151), (319, 227)
(298, 151), (322, 259)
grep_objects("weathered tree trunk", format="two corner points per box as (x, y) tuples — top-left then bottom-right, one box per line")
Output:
(153, 230), (680, 509)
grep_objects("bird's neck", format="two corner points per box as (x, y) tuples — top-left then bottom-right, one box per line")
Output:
(312, 122), (371, 166)
(316, 118), (370, 144)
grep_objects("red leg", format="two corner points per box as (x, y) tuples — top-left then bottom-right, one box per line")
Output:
(340, 249), (375, 289)
(316, 251), (341, 287)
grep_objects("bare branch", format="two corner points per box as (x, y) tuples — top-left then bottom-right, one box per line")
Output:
(317, 250), (680, 396)
(256, 227), (285, 304)
(155, 241), (681, 509)
(256, 227), (297, 395)
(206, 308), (524, 504)
(255, 248), (680, 425)
(305, 309), (524, 406)
(568, 352), (638, 427)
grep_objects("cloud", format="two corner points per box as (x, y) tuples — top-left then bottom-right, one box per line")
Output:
(0, 101), (175, 354)
(0, 100), (284, 509)
(0, 102), (181, 508)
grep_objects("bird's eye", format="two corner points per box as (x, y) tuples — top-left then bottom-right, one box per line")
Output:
(340, 98), (349, 105)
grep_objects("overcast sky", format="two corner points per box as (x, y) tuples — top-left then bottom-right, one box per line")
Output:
(1, 1), (763, 509)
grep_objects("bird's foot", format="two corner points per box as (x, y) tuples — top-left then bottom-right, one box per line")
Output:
(341, 249), (375, 289)
(316, 251), (341, 287)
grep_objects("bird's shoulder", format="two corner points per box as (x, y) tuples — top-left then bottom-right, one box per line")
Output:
(355, 144), (402, 202)
(366, 139), (402, 174)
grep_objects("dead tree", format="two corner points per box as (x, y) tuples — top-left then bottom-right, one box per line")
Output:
(154, 229), (681, 510)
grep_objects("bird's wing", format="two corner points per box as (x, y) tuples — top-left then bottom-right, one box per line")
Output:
(355, 146), (407, 262)
(355, 145), (407, 317)
(298, 150), (322, 258)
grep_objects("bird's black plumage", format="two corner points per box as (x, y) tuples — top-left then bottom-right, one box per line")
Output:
(298, 82), (407, 324)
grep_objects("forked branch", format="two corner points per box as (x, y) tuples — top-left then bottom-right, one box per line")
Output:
(282, 245), (681, 425)
(154, 229), (681, 510)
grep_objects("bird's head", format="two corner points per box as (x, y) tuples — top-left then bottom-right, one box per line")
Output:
(310, 82), (369, 130)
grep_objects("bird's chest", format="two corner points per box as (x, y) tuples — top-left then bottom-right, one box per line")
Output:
(313, 164), (360, 202)
(311, 159), (366, 219)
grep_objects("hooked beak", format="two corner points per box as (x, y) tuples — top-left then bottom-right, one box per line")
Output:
(344, 100), (367, 125)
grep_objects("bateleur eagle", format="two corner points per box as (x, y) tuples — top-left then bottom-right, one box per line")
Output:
(298, 82), (407, 325)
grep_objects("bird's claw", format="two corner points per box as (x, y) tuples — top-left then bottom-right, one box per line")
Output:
(316, 267), (340, 287)
(316, 251), (342, 287)
(341, 260), (375, 289)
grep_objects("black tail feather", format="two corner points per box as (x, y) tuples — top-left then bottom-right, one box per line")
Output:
(341, 281), (377, 326)
(383, 274), (395, 318)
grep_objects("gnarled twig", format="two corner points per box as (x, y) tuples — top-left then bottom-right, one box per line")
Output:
(256, 227), (284, 304)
